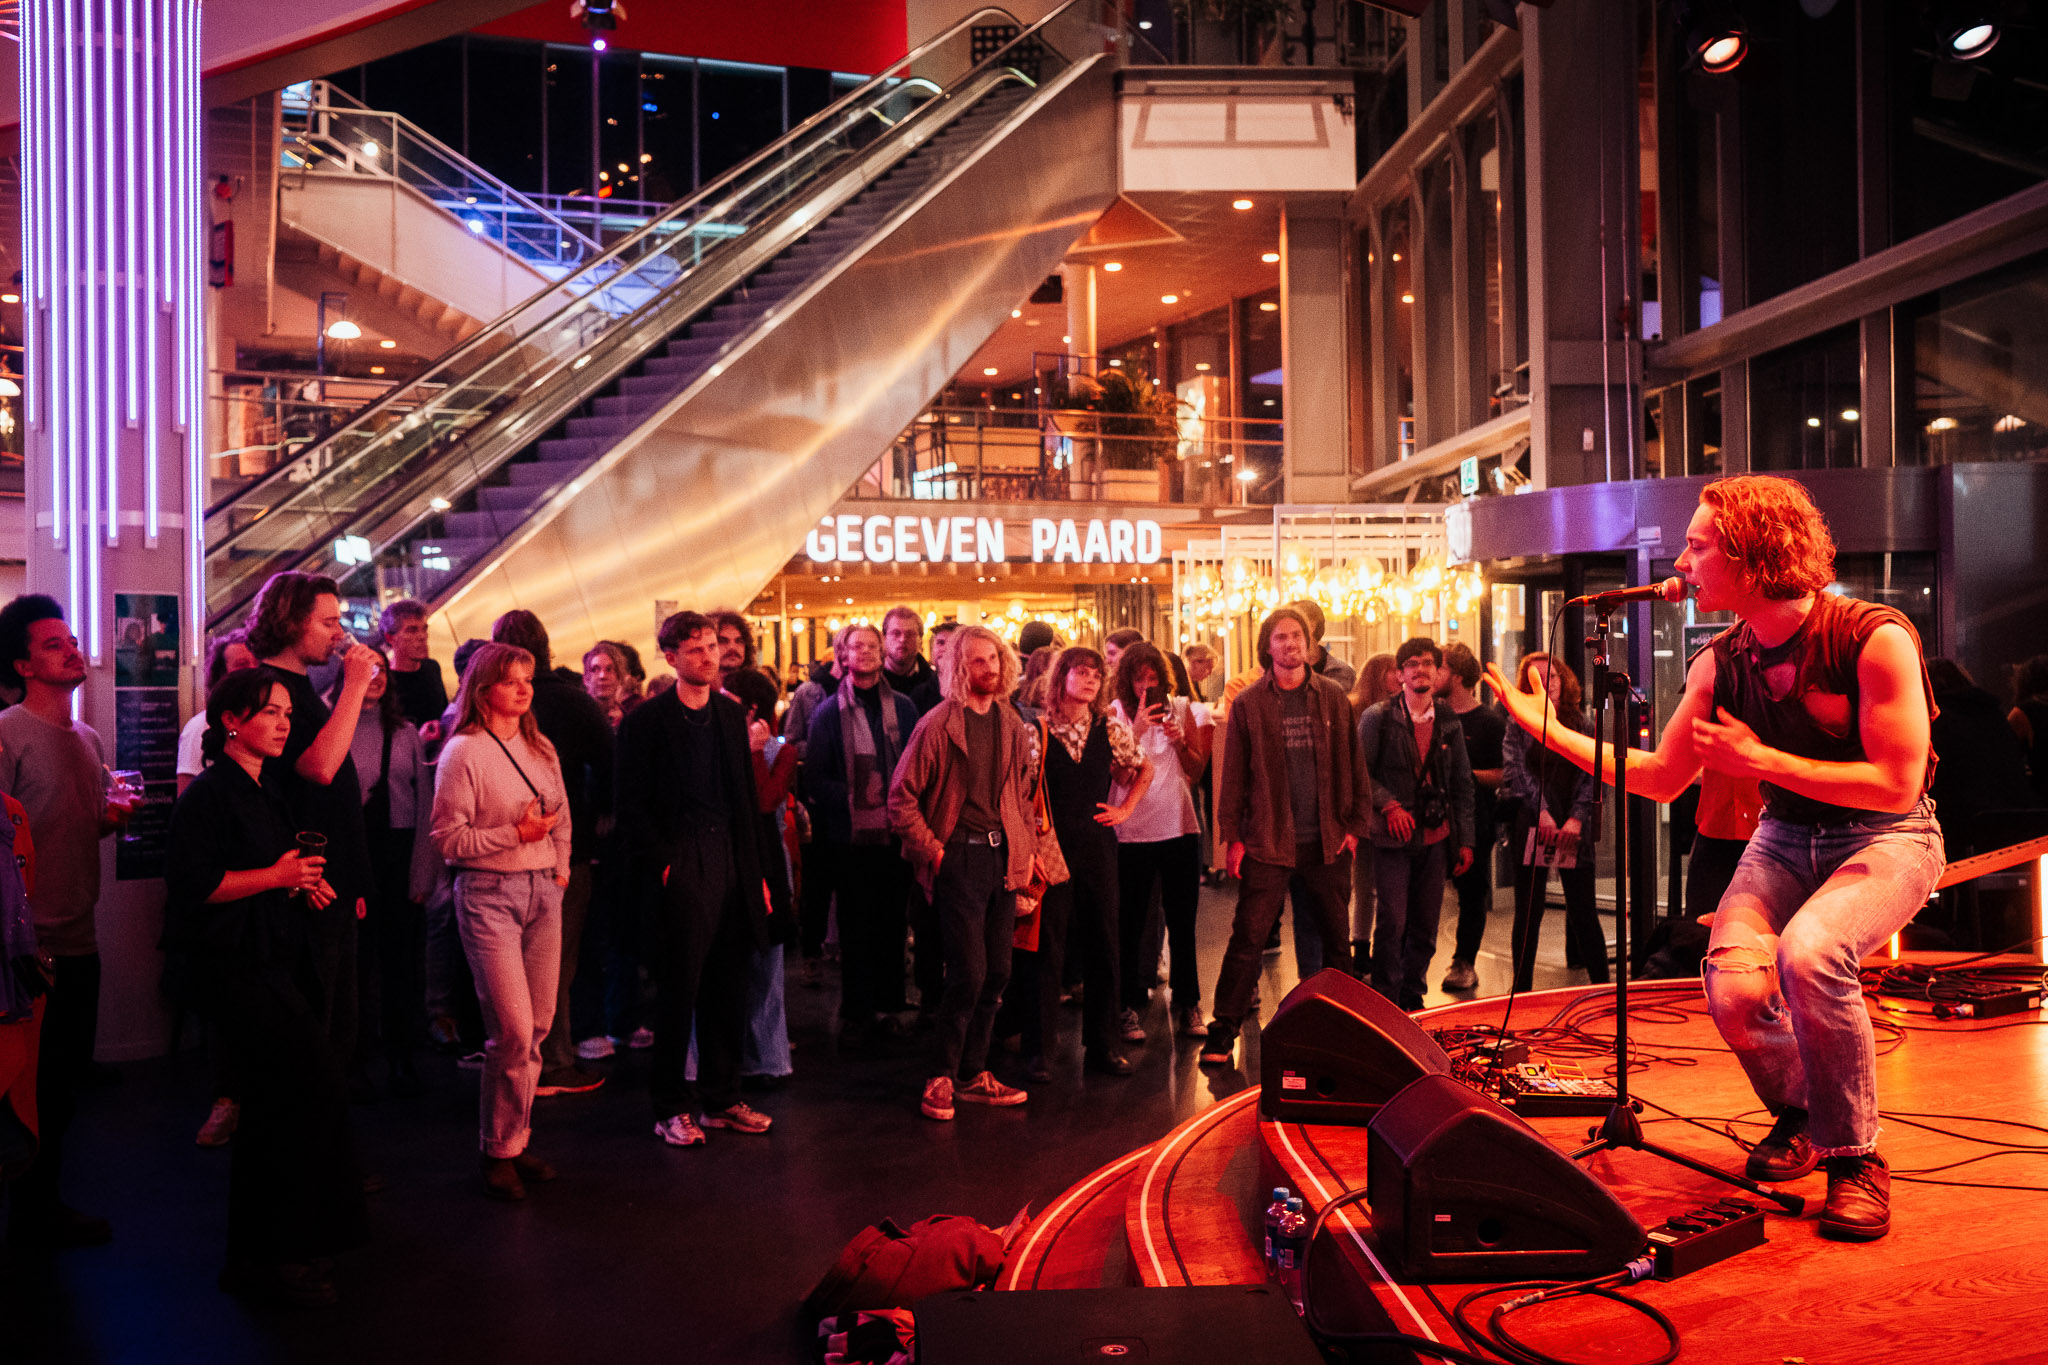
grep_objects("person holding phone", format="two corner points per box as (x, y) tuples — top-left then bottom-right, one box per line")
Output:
(1500, 652), (1604, 993)
(165, 666), (366, 1307)
(430, 643), (573, 1202)
(1107, 641), (1212, 1042)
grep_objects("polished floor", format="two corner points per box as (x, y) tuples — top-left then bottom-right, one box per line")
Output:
(2, 880), (1608, 1365)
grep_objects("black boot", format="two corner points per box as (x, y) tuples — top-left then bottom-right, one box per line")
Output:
(1819, 1153), (1890, 1241)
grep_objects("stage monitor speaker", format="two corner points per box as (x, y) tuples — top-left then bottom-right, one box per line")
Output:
(1367, 1073), (1646, 1281)
(1259, 968), (1454, 1124)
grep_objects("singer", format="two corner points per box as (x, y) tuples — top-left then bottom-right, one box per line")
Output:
(1486, 475), (1942, 1243)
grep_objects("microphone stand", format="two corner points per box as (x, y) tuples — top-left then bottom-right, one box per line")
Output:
(1569, 602), (1804, 1215)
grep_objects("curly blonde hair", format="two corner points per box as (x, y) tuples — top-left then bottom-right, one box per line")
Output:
(942, 624), (1019, 703)
(1700, 475), (1837, 601)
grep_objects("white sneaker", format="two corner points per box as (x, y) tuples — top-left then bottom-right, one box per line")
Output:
(576, 1036), (616, 1061)
(921, 1075), (955, 1121)
(654, 1114), (706, 1147)
(957, 1070), (1028, 1107)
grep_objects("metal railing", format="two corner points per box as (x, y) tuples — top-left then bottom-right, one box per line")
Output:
(205, 3), (1121, 626)
(856, 405), (1285, 505)
(281, 81), (603, 274)
(207, 369), (443, 511)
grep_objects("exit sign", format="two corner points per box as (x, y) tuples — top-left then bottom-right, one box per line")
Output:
(1459, 456), (1479, 496)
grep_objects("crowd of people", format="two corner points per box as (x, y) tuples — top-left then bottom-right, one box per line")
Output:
(0, 475), (2038, 1300)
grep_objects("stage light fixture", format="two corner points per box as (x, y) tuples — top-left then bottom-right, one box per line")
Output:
(1682, 4), (1748, 74)
(1941, 15), (2000, 59)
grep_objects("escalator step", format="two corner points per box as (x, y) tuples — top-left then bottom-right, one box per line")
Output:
(536, 436), (605, 463)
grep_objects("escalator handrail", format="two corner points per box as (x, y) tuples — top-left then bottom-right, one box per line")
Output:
(209, 5), (1040, 535)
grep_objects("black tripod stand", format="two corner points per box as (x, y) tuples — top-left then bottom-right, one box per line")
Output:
(1568, 603), (1805, 1216)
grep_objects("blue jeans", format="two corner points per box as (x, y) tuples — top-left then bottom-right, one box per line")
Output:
(1704, 797), (1943, 1156)
(1369, 841), (1449, 1011)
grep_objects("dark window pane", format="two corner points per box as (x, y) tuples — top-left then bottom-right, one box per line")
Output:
(545, 46), (594, 199)
(466, 39), (544, 195)
(640, 56), (696, 203)
(1903, 250), (2048, 466)
(1687, 375), (1722, 476)
(361, 37), (463, 146)
(1736, 4), (1857, 306)
(787, 67), (836, 127)
(698, 61), (785, 183)
(1749, 324), (1861, 472)
(1384, 200), (1415, 463)
(1892, 4), (2048, 242)
(598, 50), (643, 203)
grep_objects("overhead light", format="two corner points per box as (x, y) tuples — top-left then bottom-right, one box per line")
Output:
(1841, 408), (1861, 422)
(0, 293), (18, 304)
(1011, 308), (1022, 318)
(369, 366), (385, 375)
(1194, 362), (1211, 372)
(1806, 416), (1821, 428)
(1391, 252), (1402, 262)
(466, 218), (487, 233)
(1684, 5), (1748, 74)
(1137, 18), (1151, 28)
(1259, 301), (1278, 312)
(1232, 198), (1253, 210)
(325, 319), (362, 340)
(1236, 468), (1257, 482)
(429, 497), (452, 511)
(361, 141), (380, 159)
(1107, 359), (1122, 367)
(983, 367), (999, 376)
(1161, 294), (1178, 304)
(1994, 414), (2027, 432)
(0, 377), (19, 397)
(591, 35), (608, 51)
(1943, 18), (2000, 60)
(1263, 398), (1276, 407)
(1261, 252), (1279, 264)
(1062, 335), (1072, 344)
(1400, 292), (1415, 304)
(1927, 416), (1958, 433)
(379, 339), (397, 349)
(1103, 261), (1123, 272)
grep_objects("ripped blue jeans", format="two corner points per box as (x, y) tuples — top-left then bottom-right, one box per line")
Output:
(1703, 797), (1943, 1157)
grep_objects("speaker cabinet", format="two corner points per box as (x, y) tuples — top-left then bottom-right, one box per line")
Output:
(1367, 1074), (1646, 1281)
(1259, 968), (1454, 1124)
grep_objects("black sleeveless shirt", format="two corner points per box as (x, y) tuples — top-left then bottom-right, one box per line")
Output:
(1044, 715), (1118, 861)
(1704, 592), (1938, 826)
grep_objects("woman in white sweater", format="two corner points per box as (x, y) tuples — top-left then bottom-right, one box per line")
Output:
(429, 642), (572, 1202)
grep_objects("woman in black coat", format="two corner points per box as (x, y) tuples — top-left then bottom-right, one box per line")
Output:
(165, 668), (367, 1308)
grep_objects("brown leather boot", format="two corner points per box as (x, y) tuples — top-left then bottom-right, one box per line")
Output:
(480, 1155), (526, 1203)
(1819, 1153), (1890, 1241)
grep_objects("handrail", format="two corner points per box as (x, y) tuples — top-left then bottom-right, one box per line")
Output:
(213, 6), (1034, 536)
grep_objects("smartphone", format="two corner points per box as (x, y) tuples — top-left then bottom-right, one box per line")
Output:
(1142, 685), (1168, 714)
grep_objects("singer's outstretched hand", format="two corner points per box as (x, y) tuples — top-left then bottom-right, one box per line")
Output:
(1485, 663), (1554, 738)
(1691, 706), (1771, 780)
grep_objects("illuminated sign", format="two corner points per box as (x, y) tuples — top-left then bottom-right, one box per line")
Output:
(804, 514), (1164, 566)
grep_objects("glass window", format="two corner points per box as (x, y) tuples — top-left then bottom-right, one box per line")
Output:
(1501, 76), (1528, 396)
(1384, 200), (1415, 463)
(1641, 390), (1667, 479)
(597, 50), (643, 203)
(465, 39), (544, 195)
(362, 37), (464, 146)
(544, 47), (594, 199)
(1674, 73), (1722, 331)
(1735, 4), (1857, 307)
(1420, 153), (1456, 443)
(1902, 250), (2048, 466)
(1891, 6), (2048, 243)
(787, 67), (837, 127)
(698, 60), (785, 183)
(1240, 288), (1282, 440)
(1686, 375), (1722, 476)
(640, 56), (696, 203)
(1749, 324), (1861, 472)
(1473, 118), (1504, 409)
(1832, 553), (1938, 646)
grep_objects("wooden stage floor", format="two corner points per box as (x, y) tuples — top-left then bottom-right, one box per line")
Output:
(1015, 970), (2048, 1363)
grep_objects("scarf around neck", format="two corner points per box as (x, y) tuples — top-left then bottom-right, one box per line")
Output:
(836, 675), (903, 844)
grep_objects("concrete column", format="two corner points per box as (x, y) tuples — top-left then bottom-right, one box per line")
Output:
(1064, 262), (1097, 362)
(22, 0), (207, 1059)
(1280, 196), (1350, 504)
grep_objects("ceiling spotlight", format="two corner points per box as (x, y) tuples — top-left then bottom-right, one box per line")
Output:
(1806, 416), (1821, 428)
(1161, 294), (1179, 304)
(360, 141), (380, 159)
(368, 366), (386, 375)
(1943, 17), (2000, 60)
(1400, 292), (1414, 304)
(1012, 308), (1022, 318)
(379, 339), (397, 349)
(983, 367), (999, 376)
(1261, 251), (1280, 264)
(1232, 198), (1254, 210)
(1259, 301), (1278, 312)
(1103, 261), (1123, 272)
(1683, 4), (1748, 74)
(324, 319), (362, 340)
(0, 293), (18, 304)
(1194, 362), (1212, 372)
(1841, 408), (1861, 422)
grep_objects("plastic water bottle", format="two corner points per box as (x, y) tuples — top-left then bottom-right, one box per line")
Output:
(1275, 1197), (1309, 1314)
(1263, 1187), (1291, 1272)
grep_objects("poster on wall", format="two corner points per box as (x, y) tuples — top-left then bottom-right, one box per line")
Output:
(113, 592), (181, 880)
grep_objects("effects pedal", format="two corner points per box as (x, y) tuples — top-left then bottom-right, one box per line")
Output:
(1644, 1198), (1766, 1279)
(1494, 1061), (1623, 1118)
(1932, 982), (2042, 1020)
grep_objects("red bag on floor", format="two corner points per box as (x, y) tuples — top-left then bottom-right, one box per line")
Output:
(805, 1215), (1007, 1318)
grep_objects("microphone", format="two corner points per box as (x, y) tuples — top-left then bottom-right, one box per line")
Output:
(1567, 577), (1689, 608)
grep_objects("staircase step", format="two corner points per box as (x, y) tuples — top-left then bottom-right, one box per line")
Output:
(591, 392), (657, 419)
(505, 461), (570, 487)
(441, 510), (514, 541)
(535, 436), (605, 464)
(618, 371), (694, 399)
(567, 414), (634, 439)
(477, 483), (550, 514)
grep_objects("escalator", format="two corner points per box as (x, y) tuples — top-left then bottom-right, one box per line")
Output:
(205, 3), (1127, 648)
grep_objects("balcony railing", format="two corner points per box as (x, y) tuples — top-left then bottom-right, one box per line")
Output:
(847, 405), (1285, 506)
